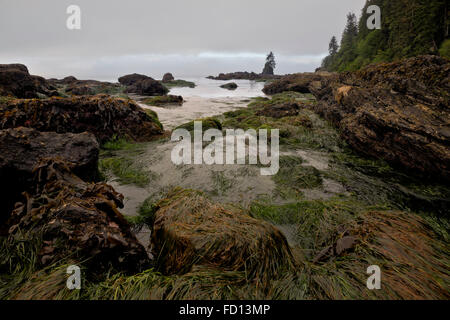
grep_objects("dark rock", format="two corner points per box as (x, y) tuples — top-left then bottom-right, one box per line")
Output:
(7, 158), (150, 273)
(0, 95), (164, 144)
(126, 78), (168, 96)
(207, 71), (282, 81)
(220, 82), (238, 90)
(0, 64), (54, 98)
(262, 63), (274, 76)
(162, 73), (175, 82)
(118, 73), (168, 96)
(118, 73), (152, 86)
(0, 127), (99, 226)
(256, 102), (301, 118)
(312, 55), (450, 182)
(62, 76), (78, 84)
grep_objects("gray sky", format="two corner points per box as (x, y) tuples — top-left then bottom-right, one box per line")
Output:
(0, 0), (365, 80)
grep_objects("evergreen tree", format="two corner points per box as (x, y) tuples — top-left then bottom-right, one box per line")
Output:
(262, 51), (276, 75)
(328, 36), (339, 56)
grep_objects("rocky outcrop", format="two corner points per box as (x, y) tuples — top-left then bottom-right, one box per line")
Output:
(220, 82), (238, 90)
(6, 158), (150, 273)
(311, 55), (450, 181)
(126, 78), (168, 96)
(0, 64), (57, 98)
(262, 71), (335, 95)
(151, 188), (295, 280)
(46, 78), (124, 97)
(207, 71), (282, 81)
(162, 73), (175, 82)
(0, 95), (164, 143)
(0, 127), (99, 225)
(262, 63), (274, 76)
(118, 73), (150, 86)
(118, 73), (168, 96)
(62, 76), (78, 84)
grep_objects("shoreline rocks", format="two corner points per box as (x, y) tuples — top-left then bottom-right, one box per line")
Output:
(220, 82), (238, 90)
(262, 71), (335, 95)
(207, 71), (282, 81)
(0, 64), (58, 98)
(0, 95), (164, 143)
(311, 55), (450, 181)
(0, 127), (100, 226)
(119, 73), (168, 96)
(162, 72), (175, 82)
(7, 158), (150, 273)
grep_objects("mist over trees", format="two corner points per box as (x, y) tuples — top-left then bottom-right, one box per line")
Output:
(321, 0), (450, 72)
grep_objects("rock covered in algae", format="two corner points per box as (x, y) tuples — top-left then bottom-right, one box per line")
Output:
(150, 188), (296, 281)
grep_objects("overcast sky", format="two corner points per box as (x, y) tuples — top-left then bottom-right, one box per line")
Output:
(0, 0), (365, 80)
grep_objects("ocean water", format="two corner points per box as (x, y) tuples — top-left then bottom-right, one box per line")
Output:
(168, 77), (267, 98)
(139, 78), (268, 129)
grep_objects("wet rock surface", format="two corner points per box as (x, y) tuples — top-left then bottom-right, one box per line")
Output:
(7, 159), (149, 273)
(0, 95), (164, 144)
(0, 127), (99, 223)
(311, 55), (450, 181)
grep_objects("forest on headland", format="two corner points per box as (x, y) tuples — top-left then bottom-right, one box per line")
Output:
(321, 0), (449, 72)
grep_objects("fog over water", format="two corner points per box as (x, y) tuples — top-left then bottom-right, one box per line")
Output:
(0, 0), (365, 79)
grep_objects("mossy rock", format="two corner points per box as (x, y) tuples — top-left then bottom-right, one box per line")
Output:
(175, 118), (222, 132)
(151, 188), (295, 282)
(141, 95), (183, 106)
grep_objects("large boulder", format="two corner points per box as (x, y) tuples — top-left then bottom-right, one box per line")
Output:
(0, 64), (55, 98)
(312, 55), (450, 182)
(162, 73), (175, 83)
(118, 73), (151, 86)
(0, 127), (99, 227)
(7, 158), (150, 273)
(118, 73), (168, 96)
(151, 188), (295, 281)
(0, 95), (164, 143)
(126, 78), (168, 96)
